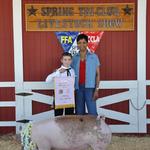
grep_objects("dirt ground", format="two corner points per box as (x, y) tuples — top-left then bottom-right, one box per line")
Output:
(0, 134), (150, 150)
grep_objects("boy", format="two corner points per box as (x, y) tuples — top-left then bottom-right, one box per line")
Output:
(46, 52), (75, 116)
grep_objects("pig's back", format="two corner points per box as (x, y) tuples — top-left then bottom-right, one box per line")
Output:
(55, 115), (96, 129)
(54, 115), (97, 137)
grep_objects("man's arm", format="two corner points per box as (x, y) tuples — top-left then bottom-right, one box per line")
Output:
(93, 66), (100, 100)
(95, 66), (100, 89)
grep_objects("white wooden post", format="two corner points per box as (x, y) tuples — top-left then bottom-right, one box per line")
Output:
(137, 0), (147, 133)
(12, 0), (24, 133)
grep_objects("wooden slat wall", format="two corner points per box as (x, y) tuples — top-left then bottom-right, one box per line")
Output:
(22, 0), (137, 81)
(0, 0), (15, 134)
(146, 0), (150, 133)
(0, 0), (140, 133)
(147, 0), (150, 80)
(0, 0), (14, 81)
(22, 0), (137, 125)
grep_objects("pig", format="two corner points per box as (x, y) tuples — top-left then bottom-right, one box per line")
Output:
(21, 115), (112, 150)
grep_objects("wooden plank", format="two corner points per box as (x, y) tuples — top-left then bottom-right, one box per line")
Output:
(137, 0), (147, 133)
(0, 0), (14, 81)
(27, 92), (53, 105)
(24, 82), (54, 90)
(147, 119), (150, 124)
(0, 82), (15, 87)
(97, 91), (131, 106)
(27, 110), (54, 122)
(110, 125), (138, 133)
(0, 121), (16, 127)
(25, 3), (135, 31)
(0, 102), (16, 107)
(13, 0), (24, 134)
(98, 108), (135, 123)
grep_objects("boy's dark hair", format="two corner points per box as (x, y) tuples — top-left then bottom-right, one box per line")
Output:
(77, 34), (88, 43)
(62, 52), (72, 59)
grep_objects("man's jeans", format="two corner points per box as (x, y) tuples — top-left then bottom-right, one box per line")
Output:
(75, 84), (97, 116)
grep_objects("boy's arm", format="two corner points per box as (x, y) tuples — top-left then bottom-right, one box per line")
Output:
(45, 67), (67, 83)
(45, 70), (60, 83)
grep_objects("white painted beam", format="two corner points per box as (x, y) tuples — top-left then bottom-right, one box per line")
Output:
(24, 82), (54, 90)
(0, 82), (15, 87)
(97, 108), (135, 124)
(23, 80), (137, 90)
(0, 121), (16, 127)
(97, 91), (130, 107)
(147, 119), (150, 124)
(29, 92), (54, 105)
(0, 102), (16, 107)
(26, 111), (54, 122)
(137, 0), (147, 133)
(13, 0), (24, 134)
(110, 125), (138, 133)
(146, 100), (150, 105)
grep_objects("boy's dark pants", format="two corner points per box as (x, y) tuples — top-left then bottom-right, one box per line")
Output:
(54, 108), (74, 116)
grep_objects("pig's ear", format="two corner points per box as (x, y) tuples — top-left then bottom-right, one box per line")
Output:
(101, 115), (105, 120)
(96, 114), (105, 121)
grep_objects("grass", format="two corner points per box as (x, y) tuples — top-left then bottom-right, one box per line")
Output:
(0, 134), (150, 150)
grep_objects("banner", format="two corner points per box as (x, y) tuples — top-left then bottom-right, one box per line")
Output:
(55, 31), (79, 53)
(25, 3), (135, 31)
(55, 31), (104, 55)
(54, 77), (75, 109)
(81, 31), (104, 53)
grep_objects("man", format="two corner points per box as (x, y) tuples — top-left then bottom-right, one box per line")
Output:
(71, 34), (100, 115)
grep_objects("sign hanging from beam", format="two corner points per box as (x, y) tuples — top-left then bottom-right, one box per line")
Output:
(25, 3), (135, 31)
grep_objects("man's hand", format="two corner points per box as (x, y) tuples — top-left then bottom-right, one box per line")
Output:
(59, 68), (66, 73)
(93, 90), (99, 101)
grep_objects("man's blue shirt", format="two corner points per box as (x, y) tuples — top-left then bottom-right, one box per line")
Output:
(71, 51), (100, 89)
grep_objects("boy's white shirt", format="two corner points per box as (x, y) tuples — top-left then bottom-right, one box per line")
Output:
(45, 65), (75, 83)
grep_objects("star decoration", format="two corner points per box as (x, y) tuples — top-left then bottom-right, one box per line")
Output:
(27, 5), (38, 16)
(122, 5), (133, 15)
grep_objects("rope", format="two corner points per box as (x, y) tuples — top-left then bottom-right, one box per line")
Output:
(129, 99), (147, 111)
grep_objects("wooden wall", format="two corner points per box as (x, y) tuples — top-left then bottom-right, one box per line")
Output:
(3, 0), (150, 134)
(0, 0), (15, 134)
(22, 0), (137, 126)
(146, 0), (150, 133)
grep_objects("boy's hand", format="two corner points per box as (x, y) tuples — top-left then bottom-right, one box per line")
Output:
(59, 68), (66, 73)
